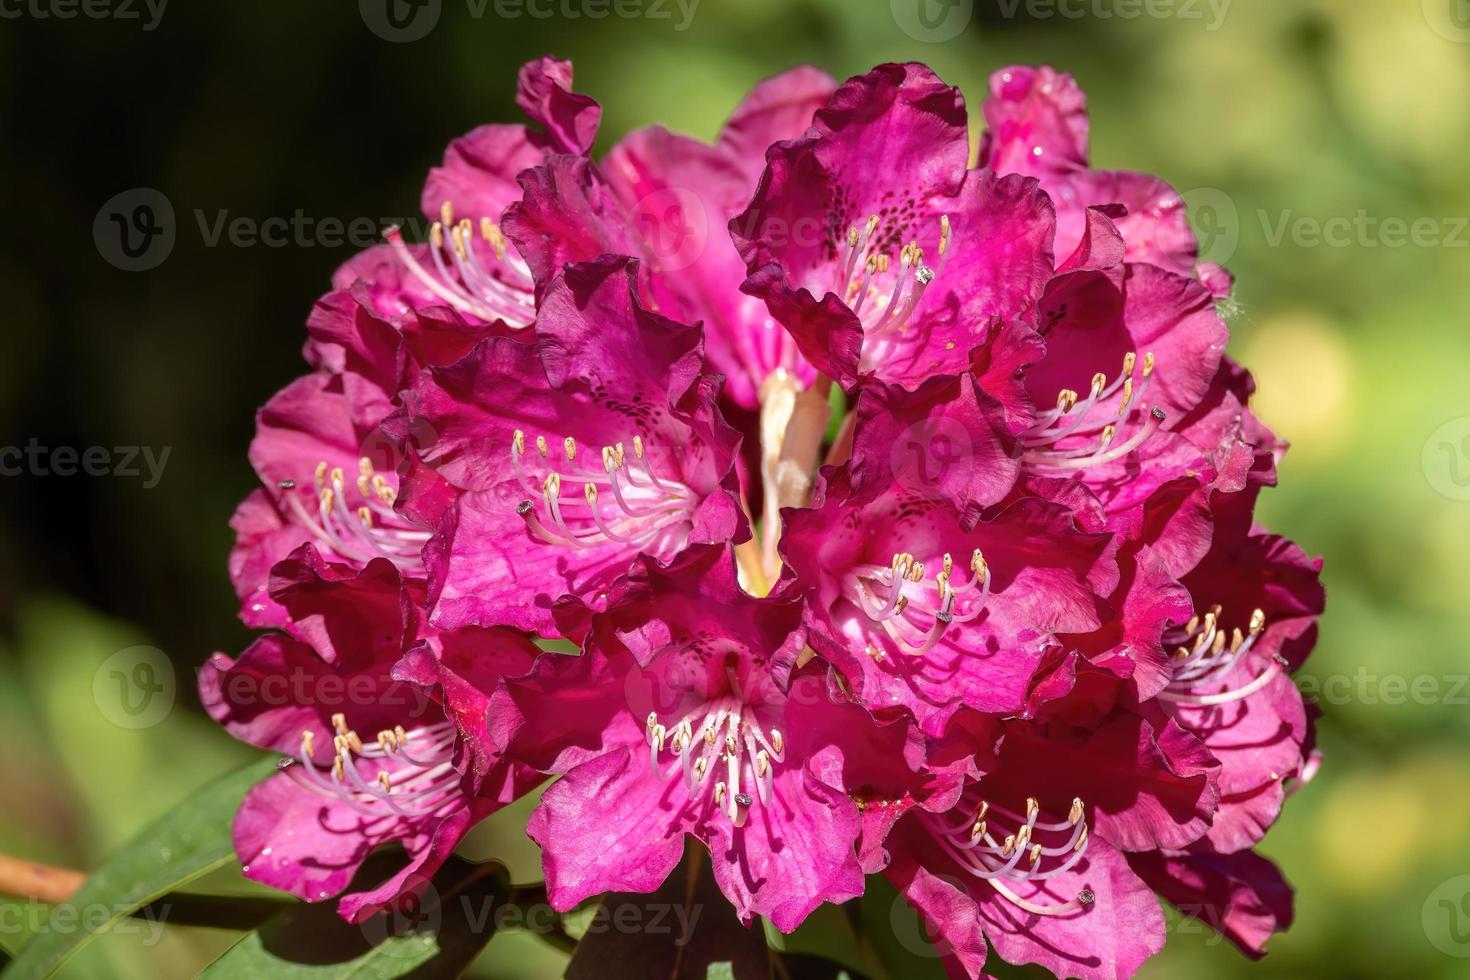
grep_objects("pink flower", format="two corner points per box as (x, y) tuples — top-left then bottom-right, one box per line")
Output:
(779, 466), (1117, 737)
(342, 57), (599, 329)
(492, 545), (912, 931)
(979, 65), (1200, 277)
(856, 709), (1221, 980)
(210, 56), (1325, 973)
(404, 256), (746, 634)
(732, 63), (1056, 392)
(200, 549), (541, 921)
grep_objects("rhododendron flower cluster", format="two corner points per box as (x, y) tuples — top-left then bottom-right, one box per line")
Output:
(207, 57), (1324, 978)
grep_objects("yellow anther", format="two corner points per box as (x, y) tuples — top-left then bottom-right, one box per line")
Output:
(359, 456), (374, 478)
(1122, 351), (1137, 377)
(1069, 798), (1084, 824)
(332, 713), (347, 734)
(543, 472), (561, 496)
(440, 201), (454, 227)
(847, 226), (859, 247)
(1142, 352), (1155, 377)
(430, 222), (444, 250)
(584, 483), (598, 505)
(535, 435), (549, 457)
(865, 214), (879, 237)
(632, 435), (645, 459)
(1057, 389), (1078, 412)
(378, 771), (392, 792)
(1030, 844), (1043, 866)
(358, 506), (372, 527)
(563, 436), (577, 460)
(1250, 608), (1266, 634)
(770, 730), (784, 754)
(513, 429), (526, 455)
(301, 730), (315, 754)
(330, 466), (345, 487)
(942, 552), (954, 576)
(1091, 372), (1107, 394)
(939, 214), (952, 255)
(1118, 377), (1135, 415)
(1026, 797), (1039, 820)
(1100, 424), (1117, 447)
(1075, 824), (1089, 851)
(315, 460), (328, 486)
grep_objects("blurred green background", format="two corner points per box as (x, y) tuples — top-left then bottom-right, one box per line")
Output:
(2, 0), (1469, 976)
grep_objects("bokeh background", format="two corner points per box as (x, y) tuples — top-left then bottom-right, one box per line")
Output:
(3, 0), (1469, 977)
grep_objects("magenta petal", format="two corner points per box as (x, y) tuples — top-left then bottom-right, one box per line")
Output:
(716, 65), (836, 186)
(980, 65), (1090, 180)
(420, 123), (544, 225)
(516, 57), (601, 154)
(884, 847), (991, 979)
(978, 833), (1164, 980)
(528, 746), (689, 912)
(701, 762), (864, 932)
(1128, 847), (1294, 958)
(232, 772), (451, 906)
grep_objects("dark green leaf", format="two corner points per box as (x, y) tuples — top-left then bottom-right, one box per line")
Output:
(0, 756), (279, 980)
(565, 843), (771, 980)
(201, 855), (510, 979)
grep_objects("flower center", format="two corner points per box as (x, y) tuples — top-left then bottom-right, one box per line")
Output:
(1160, 605), (1286, 706)
(1020, 351), (1166, 474)
(924, 791), (1094, 916)
(843, 549), (992, 658)
(644, 688), (786, 829)
(286, 713), (460, 818)
(279, 458), (431, 572)
(384, 201), (535, 327)
(511, 429), (696, 551)
(832, 214), (950, 364)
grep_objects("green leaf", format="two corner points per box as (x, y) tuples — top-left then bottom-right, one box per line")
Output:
(201, 856), (511, 979)
(1, 755), (278, 980)
(564, 843), (770, 980)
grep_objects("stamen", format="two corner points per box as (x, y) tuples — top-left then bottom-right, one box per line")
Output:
(927, 790), (1094, 916)
(382, 214), (534, 327)
(509, 429), (696, 552)
(1162, 606), (1283, 705)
